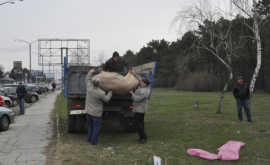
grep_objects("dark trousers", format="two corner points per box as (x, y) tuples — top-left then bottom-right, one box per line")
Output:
(237, 98), (252, 121)
(18, 98), (25, 114)
(134, 113), (147, 140)
(86, 114), (101, 145)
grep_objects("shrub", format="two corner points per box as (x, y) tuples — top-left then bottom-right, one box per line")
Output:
(175, 72), (220, 92)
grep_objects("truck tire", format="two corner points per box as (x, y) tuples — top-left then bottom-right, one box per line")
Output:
(67, 115), (76, 133)
(76, 115), (85, 133)
(120, 117), (131, 133)
(130, 117), (137, 133)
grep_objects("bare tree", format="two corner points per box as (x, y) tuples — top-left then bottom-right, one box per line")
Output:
(171, 0), (245, 113)
(93, 51), (108, 67)
(0, 64), (5, 78)
(69, 50), (89, 66)
(231, 0), (270, 103)
(70, 45), (90, 66)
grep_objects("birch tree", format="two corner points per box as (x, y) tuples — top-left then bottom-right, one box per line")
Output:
(231, 0), (270, 103)
(171, 0), (245, 113)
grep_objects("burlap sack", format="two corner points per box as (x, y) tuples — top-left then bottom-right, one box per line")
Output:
(91, 70), (140, 96)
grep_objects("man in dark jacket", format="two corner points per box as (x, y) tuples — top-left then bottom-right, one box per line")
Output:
(16, 82), (27, 115)
(233, 77), (253, 122)
(102, 51), (134, 73)
(52, 82), (56, 91)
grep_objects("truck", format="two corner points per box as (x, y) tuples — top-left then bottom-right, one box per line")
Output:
(63, 57), (157, 133)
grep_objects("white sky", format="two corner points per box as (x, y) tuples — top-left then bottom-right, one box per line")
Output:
(0, 0), (186, 74)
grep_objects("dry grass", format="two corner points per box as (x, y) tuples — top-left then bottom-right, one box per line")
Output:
(48, 88), (270, 165)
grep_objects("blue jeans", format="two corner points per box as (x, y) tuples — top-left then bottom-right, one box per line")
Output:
(18, 98), (25, 114)
(237, 98), (252, 121)
(86, 114), (101, 145)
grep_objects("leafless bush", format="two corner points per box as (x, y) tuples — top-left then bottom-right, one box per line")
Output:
(175, 72), (220, 92)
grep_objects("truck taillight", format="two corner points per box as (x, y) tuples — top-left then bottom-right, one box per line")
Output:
(129, 106), (133, 109)
(73, 104), (82, 108)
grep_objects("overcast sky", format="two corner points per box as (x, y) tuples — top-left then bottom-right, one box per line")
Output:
(0, 0), (187, 74)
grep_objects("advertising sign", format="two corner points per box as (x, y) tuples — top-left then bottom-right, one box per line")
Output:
(45, 73), (54, 78)
(32, 70), (43, 78)
(13, 61), (22, 74)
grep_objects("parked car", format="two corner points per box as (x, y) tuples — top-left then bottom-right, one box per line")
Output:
(1, 96), (12, 108)
(37, 85), (46, 93)
(26, 84), (43, 95)
(0, 96), (4, 106)
(0, 106), (15, 131)
(39, 85), (49, 93)
(0, 90), (19, 107)
(2, 87), (39, 103)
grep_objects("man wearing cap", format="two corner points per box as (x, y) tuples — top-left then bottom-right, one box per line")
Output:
(85, 69), (113, 145)
(129, 77), (150, 144)
(233, 77), (253, 122)
(102, 51), (134, 74)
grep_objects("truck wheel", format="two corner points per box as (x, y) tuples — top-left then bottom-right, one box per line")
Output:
(130, 117), (137, 133)
(120, 117), (131, 133)
(76, 115), (85, 133)
(67, 115), (76, 133)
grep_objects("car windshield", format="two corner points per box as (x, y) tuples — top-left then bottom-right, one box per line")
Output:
(5, 88), (16, 93)
(0, 90), (5, 96)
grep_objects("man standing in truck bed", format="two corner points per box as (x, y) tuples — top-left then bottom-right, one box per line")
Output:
(102, 51), (134, 74)
(85, 69), (113, 145)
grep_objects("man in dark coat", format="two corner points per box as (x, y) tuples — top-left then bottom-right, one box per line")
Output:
(102, 51), (134, 73)
(52, 82), (56, 89)
(16, 82), (27, 115)
(233, 77), (253, 122)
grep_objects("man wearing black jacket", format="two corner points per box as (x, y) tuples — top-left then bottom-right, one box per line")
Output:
(102, 51), (134, 74)
(16, 82), (27, 115)
(233, 77), (253, 122)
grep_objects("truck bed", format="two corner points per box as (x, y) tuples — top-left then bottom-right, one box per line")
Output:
(64, 62), (157, 100)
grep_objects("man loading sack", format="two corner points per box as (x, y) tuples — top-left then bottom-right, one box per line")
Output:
(102, 51), (135, 74)
(93, 51), (139, 95)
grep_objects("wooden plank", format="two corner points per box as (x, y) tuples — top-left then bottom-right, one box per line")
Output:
(132, 61), (155, 73)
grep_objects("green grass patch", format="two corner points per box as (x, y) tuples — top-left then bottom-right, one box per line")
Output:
(53, 88), (270, 165)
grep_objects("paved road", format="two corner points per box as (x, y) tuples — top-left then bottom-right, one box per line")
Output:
(0, 89), (62, 165)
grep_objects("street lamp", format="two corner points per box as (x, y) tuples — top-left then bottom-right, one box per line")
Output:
(0, 0), (23, 6)
(15, 39), (37, 83)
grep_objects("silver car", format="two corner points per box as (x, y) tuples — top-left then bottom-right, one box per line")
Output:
(0, 106), (15, 131)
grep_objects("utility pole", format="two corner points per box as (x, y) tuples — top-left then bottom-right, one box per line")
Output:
(15, 39), (37, 83)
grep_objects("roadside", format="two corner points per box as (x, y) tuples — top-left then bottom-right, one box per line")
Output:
(50, 88), (270, 165)
(0, 88), (62, 165)
(10, 90), (51, 115)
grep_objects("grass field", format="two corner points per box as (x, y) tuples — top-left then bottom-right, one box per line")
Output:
(48, 88), (270, 165)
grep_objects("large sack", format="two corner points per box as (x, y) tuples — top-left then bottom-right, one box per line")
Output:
(91, 70), (140, 96)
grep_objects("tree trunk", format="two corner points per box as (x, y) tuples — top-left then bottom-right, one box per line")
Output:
(216, 70), (233, 114)
(268, 73), (270, 94)
(249, 2), (262, 104)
